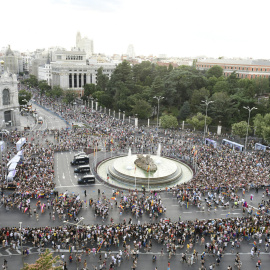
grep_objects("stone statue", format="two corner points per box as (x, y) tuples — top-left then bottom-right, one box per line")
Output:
(134, 154), (157, 172)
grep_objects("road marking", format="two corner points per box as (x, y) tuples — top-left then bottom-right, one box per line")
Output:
(183, 212), (192, 213)
(5, 248), (12, 255)
(62, 173), (65, 179)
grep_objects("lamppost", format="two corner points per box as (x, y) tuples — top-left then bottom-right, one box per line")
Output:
(119, 109), (121, 120)
(19, 222), (23, 264)
(153, 96), (164, 132)
(123, 111), (125, 122)
(63, 217), (84, 270)
(243, 106), (257, 152)
(201, 99), (214, 144)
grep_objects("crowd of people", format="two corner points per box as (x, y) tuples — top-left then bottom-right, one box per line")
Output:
(0, 87), (269, 269)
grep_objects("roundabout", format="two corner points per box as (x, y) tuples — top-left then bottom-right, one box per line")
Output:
(96, 151), (193, 191)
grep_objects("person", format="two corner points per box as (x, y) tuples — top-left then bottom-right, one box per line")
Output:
(256, 260), (261, 269)
(152, 255), (156, 262)
(84, 190), (87, 197)
(63, 261), (68, 270)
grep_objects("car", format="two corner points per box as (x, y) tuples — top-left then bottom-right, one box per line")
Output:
(70, 155), (89, 166)
(74, 152), (86, 159)
(77, 174), (95, 184)
(38, 117), (43, 124)
(74, 165), (91, 174)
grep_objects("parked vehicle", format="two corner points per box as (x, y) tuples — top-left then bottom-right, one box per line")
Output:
(74, 165), (91, 174)
(77, 174), (95, 184)
(70, 155), (89, 166)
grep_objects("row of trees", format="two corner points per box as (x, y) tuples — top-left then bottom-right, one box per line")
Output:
(21, 62), (270, 143)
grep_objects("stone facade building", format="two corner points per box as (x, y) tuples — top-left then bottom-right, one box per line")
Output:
(50, 50), (116, 95)
(196, 58), (270, 79)
(0, 70), (20, 128)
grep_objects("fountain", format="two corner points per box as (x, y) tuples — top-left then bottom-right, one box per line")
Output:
(97, 150), (193, 191)
(126, 148), (133, 170)
(157, 143), (161, 156)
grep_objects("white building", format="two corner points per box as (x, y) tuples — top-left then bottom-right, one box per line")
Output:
(76, 31), (94, 58)
(127, 44), (135, 59)
(38, 63), (51, 85)
(0, 70), (20, 128)
(50, 50), (116, 95)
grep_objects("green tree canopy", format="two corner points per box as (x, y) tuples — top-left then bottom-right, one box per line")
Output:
(206, 65), (223, 78)
(178, 101), (191, 120)
(232, 121), (249, 138)
(160, 114), (178, 129)
(187, 112), (212, 131)
(18, 90), (32, 105)
(131, 99), (152, 119)
(22, 249), (62, 270)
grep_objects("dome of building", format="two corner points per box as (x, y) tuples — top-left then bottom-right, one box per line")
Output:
(5, 45), (14, 56)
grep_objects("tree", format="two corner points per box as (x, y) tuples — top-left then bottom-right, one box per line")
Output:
(38, 80), (51, 95)
(96, 67), (109, 91)
(131, 99), (152, 119)
(160, 114), (178, 129)
(178, 101), (191, 120)
(21, 249), (62, 270)
(189, 87), (210, 112)
(47, 86), (63, 98)
(253, 114), (264, 137)
(213, 80), (229, 93)
(63, 90), (76, 104)
(206, 65), (223, 78)
(18, 90), (32, 105)
(187, 112), (212, 131)
(232, 121), (249, 138)
(83, 84), (96, 97)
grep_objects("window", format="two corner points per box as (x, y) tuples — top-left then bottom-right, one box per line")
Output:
(2, 89), (10, 105)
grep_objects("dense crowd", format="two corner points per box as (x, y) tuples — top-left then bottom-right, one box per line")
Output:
(0, 88), (269, 269)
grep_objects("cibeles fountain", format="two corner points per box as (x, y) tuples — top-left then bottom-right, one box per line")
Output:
(96, 144), (193, 191)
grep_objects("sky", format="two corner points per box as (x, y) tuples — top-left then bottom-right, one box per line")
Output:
(1, 0), (270, 59)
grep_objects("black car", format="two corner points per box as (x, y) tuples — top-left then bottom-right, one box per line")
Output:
(70, 155), (89, 166)
(74, 165), (91, 174)
(78, 175), (95, 184)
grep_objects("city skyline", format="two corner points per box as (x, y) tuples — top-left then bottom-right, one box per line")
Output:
(1, 0), (270, 59)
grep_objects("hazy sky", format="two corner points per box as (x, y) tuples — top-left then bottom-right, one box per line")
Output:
(2, 0), (269, 58)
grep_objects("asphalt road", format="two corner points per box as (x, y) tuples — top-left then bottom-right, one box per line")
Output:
(1, 105), (269, 270)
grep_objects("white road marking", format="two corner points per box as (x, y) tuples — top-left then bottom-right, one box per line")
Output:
(62, 173), (65, 179)
(183, 212), (192, 213)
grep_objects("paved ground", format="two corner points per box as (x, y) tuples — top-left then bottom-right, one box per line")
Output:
(1, 106), (269, 270)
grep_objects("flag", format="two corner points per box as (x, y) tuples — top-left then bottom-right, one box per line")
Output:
(192, 146), (195, 152)
(134, 165), (136, 174)
(194, 150), (198, 156)
(147, 165), (150, 173)
(119, 205), (124, 209)
(24, 207), (28, 213)
(111, 197), (116, 200)
(186, 202), (189, 209)
(111, 138), (114, 144)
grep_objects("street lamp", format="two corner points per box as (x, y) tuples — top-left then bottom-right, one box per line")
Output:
(119, 109), (121, 120)
(63, 217), (84, 270)
(201, 99), (214, 143)
(243, 106), (257, 152)
(153, 96), (164, 132)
